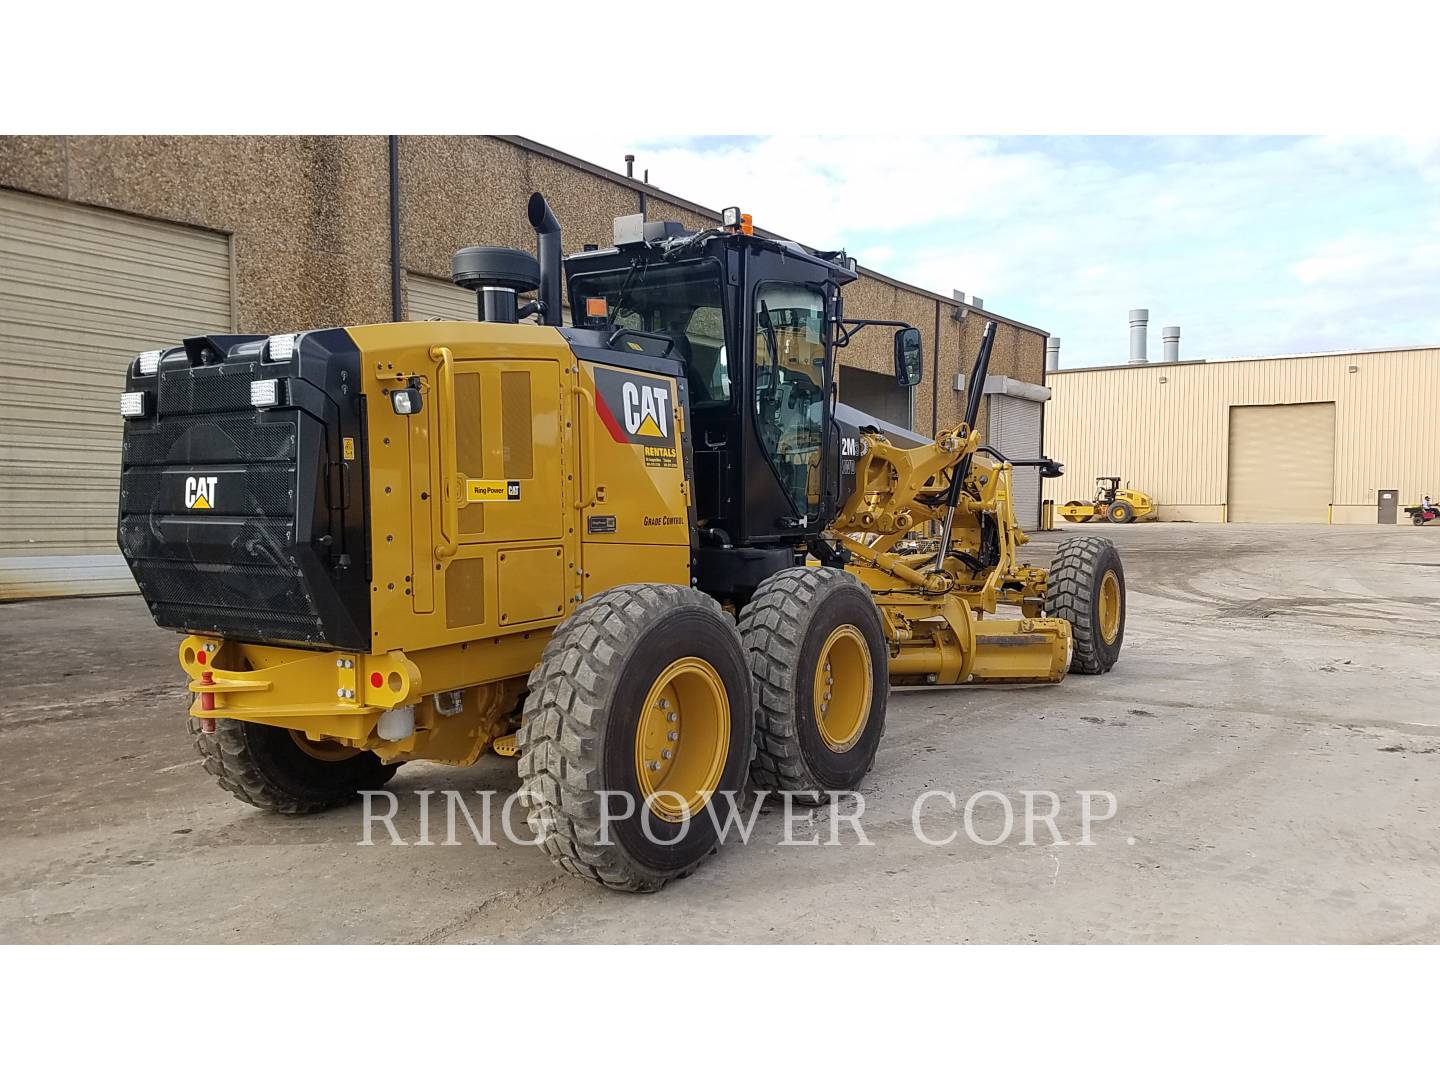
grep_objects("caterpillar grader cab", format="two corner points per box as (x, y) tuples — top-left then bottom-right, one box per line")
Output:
(117, 193), (1126, 891)
(1058, 476), (1157, 524)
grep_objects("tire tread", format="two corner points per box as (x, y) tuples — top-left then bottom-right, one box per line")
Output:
(189, 717), (397, 815)
(737, 567), (885, 800)
(516, 584), (745, 893)
(1046, 535), (1122, 675)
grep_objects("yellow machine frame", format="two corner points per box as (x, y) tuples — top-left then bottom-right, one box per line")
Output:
(833, 424), (1070, 687)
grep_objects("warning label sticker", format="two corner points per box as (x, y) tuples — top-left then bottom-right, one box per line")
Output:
(467, 480), (521, 503)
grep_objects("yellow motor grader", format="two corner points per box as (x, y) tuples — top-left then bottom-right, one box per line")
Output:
(117, 195), (1126, 891)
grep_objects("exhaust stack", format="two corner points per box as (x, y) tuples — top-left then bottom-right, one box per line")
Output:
(1045, 336), (1061, 373)
(1128, 308), (1149, 364)
(527, 192), (563, 327)
(1162, 325), (1180, 363)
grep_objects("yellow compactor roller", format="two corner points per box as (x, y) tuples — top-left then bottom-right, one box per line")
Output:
(1058, 477), (1157, 524)
(117, 195), (1126, 891)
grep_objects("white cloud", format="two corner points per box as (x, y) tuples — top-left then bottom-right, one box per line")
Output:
(1292, 244), (1384, 285)
(531, 133), (1440, 362)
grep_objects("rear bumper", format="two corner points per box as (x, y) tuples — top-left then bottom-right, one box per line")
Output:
(176, 629), (542, 764)
(180, 634), (418, 743)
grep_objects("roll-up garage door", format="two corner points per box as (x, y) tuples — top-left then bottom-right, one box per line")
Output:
(1227, 402), (1336, 523)
(0, 188), (233, 599)
(407, 273), (478, 321)
(406, 272), (567, 325)
(988, 393), (1042, 529)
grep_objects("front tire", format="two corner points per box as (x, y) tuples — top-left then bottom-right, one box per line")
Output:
(1047, 535), (1126, 674)
(190, 718), (399, 814)
(739, 567), (888, 803)
(517, 584), (755, 892)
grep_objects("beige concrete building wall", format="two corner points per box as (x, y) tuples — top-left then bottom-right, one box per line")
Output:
(1045, 348), (1440, 524)
(1, 135), (1048, 439)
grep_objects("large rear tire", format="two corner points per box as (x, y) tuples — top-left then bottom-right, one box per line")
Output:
(190, 718), (399, 814)
(1106, 500), (1135, 524)
(1047, 536), (1125, 674)
(517, 584), (755, 892)
(738, 567), (888, 803)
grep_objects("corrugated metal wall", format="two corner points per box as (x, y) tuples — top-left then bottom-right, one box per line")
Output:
(1045, 349), (1440, 524)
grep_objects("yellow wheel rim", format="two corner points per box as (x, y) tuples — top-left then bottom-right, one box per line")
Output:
(635, 658), (730, 823)
(289, 730), (362, 762)
(1098, 570), (1122, 645)
(813, 625), (873, 753)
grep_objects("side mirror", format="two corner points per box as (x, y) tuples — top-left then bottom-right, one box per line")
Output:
(894, 327), (923, 386)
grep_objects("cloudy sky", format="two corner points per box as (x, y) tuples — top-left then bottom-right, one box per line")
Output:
(541, 135), (1440, 369)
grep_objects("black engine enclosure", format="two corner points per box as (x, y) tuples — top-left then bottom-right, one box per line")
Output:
(117, 329), (370, 650)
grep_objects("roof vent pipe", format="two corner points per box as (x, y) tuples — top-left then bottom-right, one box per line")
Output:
(1128, 308), (1149, 364)
(1045, 336), (1061, 372)
(1162, 326), (1180, 363)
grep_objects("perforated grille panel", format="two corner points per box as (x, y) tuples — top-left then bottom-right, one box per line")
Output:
(157, 367), (256, 415)
(124, 414), (297, 466)
(501, 370), (534, 477)
(120, 463), (296, 518)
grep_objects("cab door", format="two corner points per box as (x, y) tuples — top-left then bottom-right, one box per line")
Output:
(745, 276), (832, 539)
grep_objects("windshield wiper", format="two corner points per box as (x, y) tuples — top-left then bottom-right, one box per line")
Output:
(758, 299), (779, 368)
(607, 259), (645, 332)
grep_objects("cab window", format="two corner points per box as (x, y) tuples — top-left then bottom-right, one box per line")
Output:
(571, 261), (730, 408)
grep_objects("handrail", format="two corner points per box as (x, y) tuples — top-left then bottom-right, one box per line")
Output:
(430, 345), (460, 561)
(573, 384), (599, 509)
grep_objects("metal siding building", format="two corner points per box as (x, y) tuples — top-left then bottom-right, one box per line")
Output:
(0, 135), (1049, 599)
(1044, 347), (1440, 524)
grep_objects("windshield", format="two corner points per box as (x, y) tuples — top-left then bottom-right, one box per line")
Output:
(571, 260), (730, 408)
